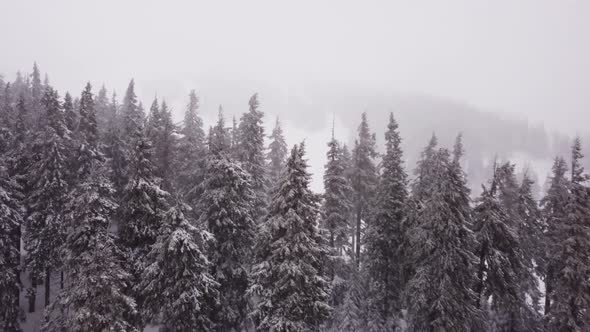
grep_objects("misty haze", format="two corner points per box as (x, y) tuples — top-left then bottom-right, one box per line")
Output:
(1, 1), (590, 331)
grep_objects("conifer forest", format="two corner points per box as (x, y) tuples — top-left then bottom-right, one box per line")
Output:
(2, 2), (590, 332)
(0, 62), (589, 332)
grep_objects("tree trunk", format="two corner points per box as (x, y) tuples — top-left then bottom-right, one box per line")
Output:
(545, 268), (553, 315)
(355, 206), (362, 269)
(27, 278), (36, 313)
(475, 246), (487, 308)
(44, 269), (50, 307)
(60, 270), (64, 290)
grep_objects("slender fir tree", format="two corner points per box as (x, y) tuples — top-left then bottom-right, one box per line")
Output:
(136, 204), (219, 332)
(267, 117), (288, 189)
(237, 93), (268, 220)
(473, 163), (539, 331)
(364, 113), (407, 328)
(0, 164), (23, 332)
(250, 143), (331, 332)
(24, 87), (70, 308)
(547, 137), (590, 331)
(540, 156), (569, 316)
(406, 148), (482, 331)
(175, 90), (206, 202)
(350, 113), (378, 267)
(199, 109), (256, 330)
(43, 164), (138, 332)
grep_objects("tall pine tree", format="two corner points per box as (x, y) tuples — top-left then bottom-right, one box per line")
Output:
(237, 93), (267, 220)
(350, 112), (378, 267)
(364, 113), (407, 328)
(199, 109), (256, 330)
(137, 204), (219, 332)
(250, 143), (331, 332)
(547, 137), (590, 331)
(267, 117), (288, 189)
(406, 148), (482, 331)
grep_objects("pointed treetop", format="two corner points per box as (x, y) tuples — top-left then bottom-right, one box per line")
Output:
(453, 132), (464, 164)
(571, 136), (585, 184)
(249, 93), (259, 111)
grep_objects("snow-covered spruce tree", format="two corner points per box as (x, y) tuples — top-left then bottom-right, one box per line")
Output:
(405, 148), (482, 331)
(29, 62), (44, 128)
(136, 204), (219, 332)
(63, 92), (77, 132)
(118, 128), (170, 259)
(250, 143), (331, 332)
(42, 163), (138, 332)
(230, 115), (240, 159)
(74, 82), (100, 179)
(496, 162), (543, 325)
(121, 79), (144, 145)
(539, 156), (569, 315)
(103, 92), (127, 196)
(267, 117), (288, 190)
(24, 87), (70, 308)
(153, 100), (177, 191)
(322, 122), (353, 309)
(473, 163), (540, 331)
(94, 85), (110, 136)
(198, 109), (256, 331)
(364, 113), (407, 328)
(237, 93), (268, 221)
(350, 112), (378, 267)
(146, 97), (162, 141)
(175, 90), (206, 202)
(331, 270), (370, 332)
(0, 164), (23, 332)
(516, 170), (544, 285)
(411, 133), (438, 200)
(401, 134), (439, 288)
(547, 137), (590, 331)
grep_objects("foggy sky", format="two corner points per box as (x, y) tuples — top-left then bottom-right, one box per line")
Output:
(1, 0), (589, 191)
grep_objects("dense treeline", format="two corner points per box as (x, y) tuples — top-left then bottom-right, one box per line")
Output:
(0, 64), (589, 332)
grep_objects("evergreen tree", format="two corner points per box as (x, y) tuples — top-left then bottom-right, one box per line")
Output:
(331, 271), (369, 332)
(103, 92), (127, 196)
(321, 123), (353, 310)
(237, 93), (268, 220)
(250, 143), (331, 332)
(411, 133), (438, 200)
(63, 92), (77, 132)
(230, 115), (240, 158)
(153, 100), (176, 191)
(198, 116), (256, 329)
(364, 113), (407, 327)
(208, 107), (231, 155)
(118, 129), (169, 258)
(43, 164), (138, 332)
(0, 164), (23, 332)
(75, 83), (99, 179)
(323, 128), (353, 254)
(146, 97), (162, 141)
(175, 90), (206, 201)
(406, 148), (482, 331)
(350, 112), (378, 267)
(136, 204), (219, 332)
(540, 157), (569, 316)
(95, 85), (110, 136)
(267, 117), (288, 188)
(24, 87), (70, 308)
(30, 62), (44, 127)
(547, 137), (590, 331)
(473, 163), (539, 331)
(121, 80), (143, 143)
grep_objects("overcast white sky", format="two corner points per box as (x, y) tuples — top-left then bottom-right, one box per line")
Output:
(1, 0), (589, 190)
